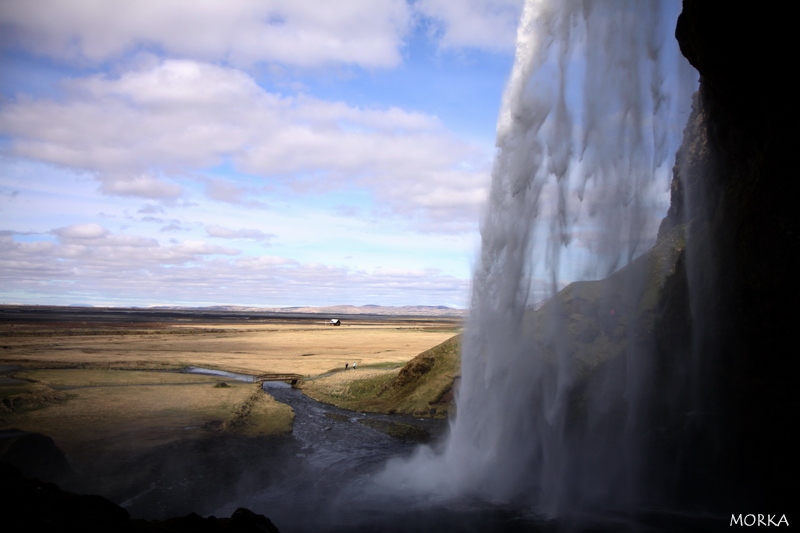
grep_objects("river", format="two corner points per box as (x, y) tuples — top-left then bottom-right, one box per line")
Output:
(112, 371), (726, 532)
(201, 382), (557, 532)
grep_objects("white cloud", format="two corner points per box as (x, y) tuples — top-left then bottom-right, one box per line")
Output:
(32, 225), (238, 264)
(415, 0), (523, 52)
(0, 0), (515, 309)
(173, 239), (239, 256)
(203, 178), (268, 209)
(0, 230), (468, 307)
(159, 220), (189, 233)
(0, 59), (490, 230)
(52, 222), (107, 240)
(0, 0), (412, 68)
(206, 224), (275, 242)
(137, 204), (166, 215)
(205, 179), (248, 204)
(99, 174), (183, 199)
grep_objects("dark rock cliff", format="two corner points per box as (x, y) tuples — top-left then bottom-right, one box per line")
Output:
(653, 0), (799, 510)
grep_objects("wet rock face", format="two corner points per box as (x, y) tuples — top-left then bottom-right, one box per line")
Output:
(674, 1), (798, 315)
(663, 1), (799, 509)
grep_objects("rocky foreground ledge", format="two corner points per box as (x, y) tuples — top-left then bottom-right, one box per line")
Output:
(0, 460), (280, 533)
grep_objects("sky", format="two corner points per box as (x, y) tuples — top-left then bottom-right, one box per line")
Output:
(0, 0), (527, 309)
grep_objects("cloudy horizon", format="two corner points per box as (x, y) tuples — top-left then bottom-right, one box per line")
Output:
(0, 1), (685, 310)
(0, 0), (534, 308)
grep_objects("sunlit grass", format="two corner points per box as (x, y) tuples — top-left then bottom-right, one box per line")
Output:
(0, 321), (459, 377)
(0, 318), (457, 465)
(1, 368), (293, 455)
(301, 335), (461, 418)
(19, 368), (220, 387)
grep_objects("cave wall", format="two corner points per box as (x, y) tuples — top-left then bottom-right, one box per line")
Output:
(656, 0), (799, 509)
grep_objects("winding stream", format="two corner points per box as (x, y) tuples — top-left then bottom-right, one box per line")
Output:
(182, 372), (559, 531)
(57, 367), (721, 531)
(214, 382), (721, 532)
(227, 382), (457, 532)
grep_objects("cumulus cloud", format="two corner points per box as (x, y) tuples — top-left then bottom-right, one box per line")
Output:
(375, 167), (489, 233)
(52, 223), (108, 240)
(39, 224), (239, 264)
(415, 0), (523, 52)
(203, 178), (268, 208)
(206, 225), (275, 242)
(173, 240), (239, 256)
(0, 0), (411, 68)
(0, 59), (489, 230)
(205, 179), (248, 205)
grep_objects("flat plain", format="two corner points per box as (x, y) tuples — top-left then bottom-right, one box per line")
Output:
(0, 306), (461, 458)
(0, 308), (460, 375)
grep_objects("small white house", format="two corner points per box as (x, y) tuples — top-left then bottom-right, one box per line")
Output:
(329, 318), (341, 326)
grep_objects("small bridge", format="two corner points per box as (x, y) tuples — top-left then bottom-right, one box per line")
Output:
(255, 373), (306, 386)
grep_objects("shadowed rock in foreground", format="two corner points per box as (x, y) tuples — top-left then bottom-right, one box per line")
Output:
(0, 460), (280, 533)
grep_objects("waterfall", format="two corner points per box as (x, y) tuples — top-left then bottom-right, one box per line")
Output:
(380, 0), (696, 518)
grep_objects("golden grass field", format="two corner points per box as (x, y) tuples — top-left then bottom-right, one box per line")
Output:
(0, 319), (458, 375)
(0, 313), (461, 460)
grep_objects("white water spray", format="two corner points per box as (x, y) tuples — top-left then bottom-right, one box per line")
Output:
(381, 0), (695, 517)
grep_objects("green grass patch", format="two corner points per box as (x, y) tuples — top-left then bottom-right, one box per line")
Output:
(346, 373), (398, 401)
(302, 335), (461, 418)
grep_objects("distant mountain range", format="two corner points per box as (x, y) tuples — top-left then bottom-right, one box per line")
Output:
(192, 304), (467, 317)
(138, 305), (467, 317)
(2, 303), (467, 318)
